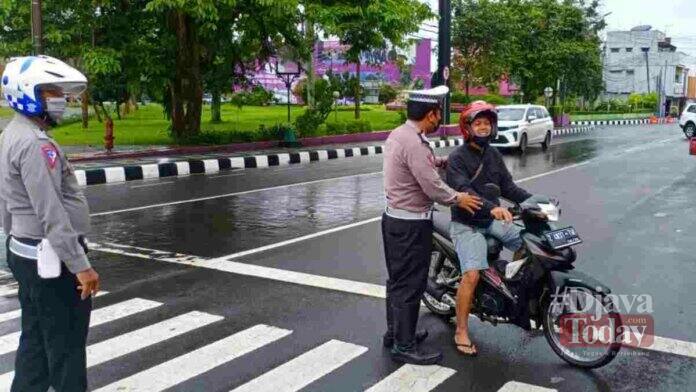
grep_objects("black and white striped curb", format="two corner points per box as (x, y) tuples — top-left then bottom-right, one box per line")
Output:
(552, 125), (594, 136)
(74, 126), (595, 186)
(571, 118), (659, 126)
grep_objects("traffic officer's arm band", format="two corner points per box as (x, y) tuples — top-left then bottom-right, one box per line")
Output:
(19, 141), (91, 273)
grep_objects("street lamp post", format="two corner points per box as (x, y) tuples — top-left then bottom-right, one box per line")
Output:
(544, 86), (554, 108)
(333, 91), (340, 122)
(275, 58), (301, 123)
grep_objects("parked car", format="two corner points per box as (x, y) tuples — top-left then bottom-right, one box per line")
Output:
(491, 104), (554, 154)
(679, 102), (696, 138)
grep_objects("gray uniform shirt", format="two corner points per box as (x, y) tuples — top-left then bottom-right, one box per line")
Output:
(383, 120), (458, 213)
(0, 114), (91, 273)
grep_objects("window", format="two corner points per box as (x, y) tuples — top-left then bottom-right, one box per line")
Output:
(498, 108), (526, 121)
(535, 108), (546, 118)
(626, 69), (635, 75)
(609, 70), (623, 74)
(641, 47), (650, 53)
(626, 48), (633, 52)
(689, 105), (696, 114)
(610, 48), (620, 53)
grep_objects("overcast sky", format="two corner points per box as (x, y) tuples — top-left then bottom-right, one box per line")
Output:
(420, 0), (696, 58)
(600, 0), (696, 58)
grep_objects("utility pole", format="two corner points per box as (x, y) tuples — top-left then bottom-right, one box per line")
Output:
(437, 0), (452, 126)
(31, 0), (43, 55)
(642, 48), (650, 93)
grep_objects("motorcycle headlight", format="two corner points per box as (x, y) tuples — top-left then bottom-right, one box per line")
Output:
(538, 203), (560, 221)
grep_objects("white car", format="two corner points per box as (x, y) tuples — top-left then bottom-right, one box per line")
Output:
(678, 102), (696, 138)
(491, 104), (555, 154)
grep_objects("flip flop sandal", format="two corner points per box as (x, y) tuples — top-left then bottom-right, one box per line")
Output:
(454, 341), (479, 357)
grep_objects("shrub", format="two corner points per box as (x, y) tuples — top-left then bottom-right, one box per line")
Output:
(325, 121), (347, 135)
(346, 120), (372, 134)
(378, 84), (399, 104)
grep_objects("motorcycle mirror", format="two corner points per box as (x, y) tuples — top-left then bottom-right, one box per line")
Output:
(482, 183), (501, 199)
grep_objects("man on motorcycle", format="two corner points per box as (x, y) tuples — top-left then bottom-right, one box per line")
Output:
(445, 101), (534, 356)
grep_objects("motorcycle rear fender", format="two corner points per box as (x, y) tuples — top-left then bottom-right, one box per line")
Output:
(548, 270), (612, 295)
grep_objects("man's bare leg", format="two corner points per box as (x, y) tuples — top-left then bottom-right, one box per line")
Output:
(454, 270), (480, 354)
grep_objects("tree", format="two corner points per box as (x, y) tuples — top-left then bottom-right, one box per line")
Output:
(201, 1), (303, 124)
(505, 0), (605, 104)
(316, 0), (432, 119)
(451, 0), (514, 97)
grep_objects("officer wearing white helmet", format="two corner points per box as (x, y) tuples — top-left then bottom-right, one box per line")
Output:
(0, 55), (99, 391)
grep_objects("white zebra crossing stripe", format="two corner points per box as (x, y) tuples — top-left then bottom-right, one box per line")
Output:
(94, 324), (292, 392)
(365, 364), (456, 392)
(0, 298), (160, 355)
(498, 381), (556, 392)
(0, 291), (110, 324)
(0, 310), (223, 390)
(231, 339), (367, 392)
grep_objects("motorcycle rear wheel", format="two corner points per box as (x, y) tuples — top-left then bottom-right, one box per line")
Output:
(422, 250), (457, 318)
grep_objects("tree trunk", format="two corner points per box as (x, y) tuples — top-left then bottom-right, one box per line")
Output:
(465, 76), (470, 98)
(211, 90), (222, 123)
(305, 18), (315, 109)
(169, 10), (203, 139)
(92, 102), (103, 123)
(81, 91), (89, 129)
(114, 102), (122, 120)
(354, 61), (361, 119)
(98, 102), (112, 122)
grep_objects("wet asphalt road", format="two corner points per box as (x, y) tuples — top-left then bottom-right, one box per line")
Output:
(1, 124), (695, 391)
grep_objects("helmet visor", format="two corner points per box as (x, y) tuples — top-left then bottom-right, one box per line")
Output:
(39, 82), (87, 97)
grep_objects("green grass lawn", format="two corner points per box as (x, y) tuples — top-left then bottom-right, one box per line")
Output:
(52, 103), (408, 146)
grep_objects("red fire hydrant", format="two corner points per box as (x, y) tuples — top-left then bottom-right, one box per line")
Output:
(104, 118), (114, 153)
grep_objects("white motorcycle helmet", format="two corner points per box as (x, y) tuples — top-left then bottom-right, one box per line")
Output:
(1, 55), (87, 124)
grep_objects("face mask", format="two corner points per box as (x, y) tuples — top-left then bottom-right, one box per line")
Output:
(473, 135), (490, 148)
(45, 97), (67, 123)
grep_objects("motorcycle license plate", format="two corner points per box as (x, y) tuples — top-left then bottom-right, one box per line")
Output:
(544, 227), (582, 250)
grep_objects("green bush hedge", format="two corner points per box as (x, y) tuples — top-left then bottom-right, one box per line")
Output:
(451, 93), (510, 105)
(346, 120), (372, 134)
(326, 121), (347, 135)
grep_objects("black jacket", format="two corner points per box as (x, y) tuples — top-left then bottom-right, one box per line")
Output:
(446, 144), (532, 228)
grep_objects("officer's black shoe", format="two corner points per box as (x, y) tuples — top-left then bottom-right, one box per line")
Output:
(390, 343), (443, 365)
(383, 329), (429, 348)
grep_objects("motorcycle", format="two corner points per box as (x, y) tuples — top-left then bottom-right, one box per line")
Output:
(423, 184), (622, 369)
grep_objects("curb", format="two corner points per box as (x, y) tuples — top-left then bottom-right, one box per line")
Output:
(75, 125), (596, 187)
(569, 118), (673, 126)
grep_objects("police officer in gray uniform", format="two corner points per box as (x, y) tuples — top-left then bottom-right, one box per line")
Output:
(0, 56), (100, 392)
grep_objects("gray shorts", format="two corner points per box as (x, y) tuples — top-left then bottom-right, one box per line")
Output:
(450, 220), (523, 273)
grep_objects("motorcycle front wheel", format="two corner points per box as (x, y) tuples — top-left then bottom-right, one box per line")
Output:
(541, 286), (622, 369)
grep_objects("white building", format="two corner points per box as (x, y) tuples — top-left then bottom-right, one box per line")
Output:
(603, 26), (696, 112)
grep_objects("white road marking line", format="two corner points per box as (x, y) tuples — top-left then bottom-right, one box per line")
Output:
(0, 311), (222, 390)
(365, 364), (456, 392)
(498, 381), (557, 392)
(0, 298), (161, 355)
(635, 336), (696, 358)
(94, 324), (292, 392)
(91, 243), (386, 299)
(231, 340), (367, 392)
(217, 217), (383, 260)
(130, 181), (175, 189)
(0, 291), (109, 323)
(90, 171), (383, 217)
